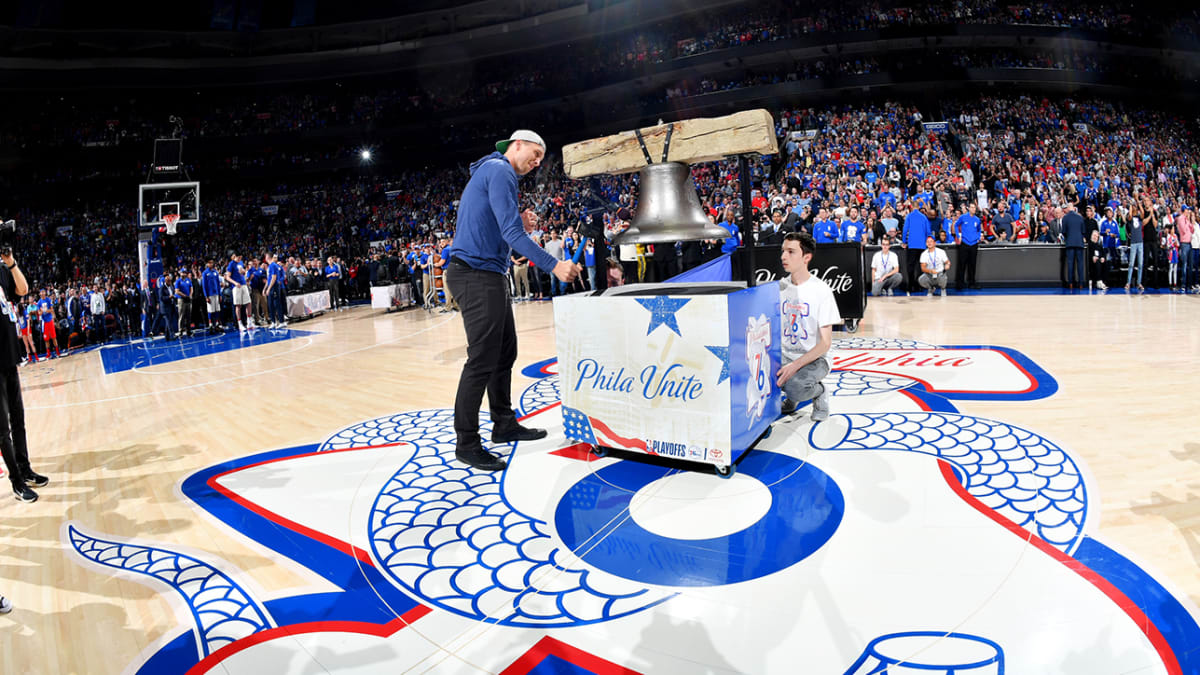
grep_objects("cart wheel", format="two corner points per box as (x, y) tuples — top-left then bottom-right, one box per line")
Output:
(590, 445), (608, 458)
(714, 464), (735, 479)
(845, 318), (860, 333)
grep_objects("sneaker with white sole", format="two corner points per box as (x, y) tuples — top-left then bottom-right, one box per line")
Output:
(811, 385), (830, 422)
(0, 596), (12, 614)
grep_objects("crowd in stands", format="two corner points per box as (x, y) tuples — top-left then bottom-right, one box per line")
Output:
(3, 0), (1198, 156)
(8, 87), (1200, 362)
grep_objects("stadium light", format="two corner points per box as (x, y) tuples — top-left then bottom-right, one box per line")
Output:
(360, 149), (372, 162)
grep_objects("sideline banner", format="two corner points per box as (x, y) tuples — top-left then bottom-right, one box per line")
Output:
(286, 290), (331, 318)
(750, 243), (866, 320)
(370, 284), (412, 309)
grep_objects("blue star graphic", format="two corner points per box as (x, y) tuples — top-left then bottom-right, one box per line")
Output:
(636, 297), (691, 336)
(705, 346), (730, 384)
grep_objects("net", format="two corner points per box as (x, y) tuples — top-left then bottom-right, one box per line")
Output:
(163, 212), (180, 236)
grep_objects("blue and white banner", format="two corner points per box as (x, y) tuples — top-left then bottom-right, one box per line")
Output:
(553, 283), (780, 467)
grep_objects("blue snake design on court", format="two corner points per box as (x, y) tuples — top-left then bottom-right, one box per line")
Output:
(320, 409), (673, 627)
(66, 524), (274, 659)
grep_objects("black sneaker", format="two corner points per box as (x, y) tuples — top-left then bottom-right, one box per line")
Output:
(454, 443), (507, 472)
(13, 483), (37, 503)
(491, 424), (548, 444)
(780, 398), (797, 415)
(23, 471), (48, 488)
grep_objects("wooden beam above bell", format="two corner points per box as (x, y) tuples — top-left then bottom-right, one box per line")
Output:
(561, 109), (779, 179)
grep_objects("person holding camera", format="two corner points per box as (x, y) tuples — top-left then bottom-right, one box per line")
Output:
(0, 252), (49, 502)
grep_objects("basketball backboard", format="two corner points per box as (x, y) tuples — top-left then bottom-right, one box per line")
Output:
(139, 181), (200, 228)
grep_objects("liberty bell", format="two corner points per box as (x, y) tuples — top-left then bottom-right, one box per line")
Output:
(612, 162), (731, 245)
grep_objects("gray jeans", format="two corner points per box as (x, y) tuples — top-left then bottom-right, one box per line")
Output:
(781, 355), (830, 404)
(919, 272), (948, 289)
(872, 274), (902, 295)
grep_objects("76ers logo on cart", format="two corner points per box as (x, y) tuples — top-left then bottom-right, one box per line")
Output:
(744, 314), (772, 424)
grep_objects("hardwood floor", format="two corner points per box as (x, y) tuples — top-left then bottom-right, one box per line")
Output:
(0, 291), (1196, 674)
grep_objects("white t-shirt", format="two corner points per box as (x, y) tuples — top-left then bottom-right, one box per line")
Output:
(779, 275), (840, 362)
(976, 188), (989, 210)
(871, 250), (900, 280)
(920, 247), (950, 274)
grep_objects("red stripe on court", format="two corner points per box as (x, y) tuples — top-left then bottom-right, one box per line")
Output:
(499, 635), (644, 675)
(936, 460), (1182, 675)
(186, 605), (431, 675)
(206, 442), (407, 567)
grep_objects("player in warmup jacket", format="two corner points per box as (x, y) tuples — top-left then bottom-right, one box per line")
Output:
(174, 268), (194, 338)
(266, 254), (287, 329)
(36, 290), (60, 359)
(17, 302), (35, 364)
(776, 232), (840, 422)
(201, 260), (223, 332)
(225, 253), (252, 332)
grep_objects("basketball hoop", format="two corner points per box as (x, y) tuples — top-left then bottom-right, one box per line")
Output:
(163, 213), (180, 236)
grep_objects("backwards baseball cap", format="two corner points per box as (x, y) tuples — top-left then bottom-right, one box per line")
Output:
(496, 130), (546, 154)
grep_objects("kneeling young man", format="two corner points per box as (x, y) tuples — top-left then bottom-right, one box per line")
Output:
(777, 232), (840, 421)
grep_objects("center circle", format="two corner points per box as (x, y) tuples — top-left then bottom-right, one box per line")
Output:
(554, 450), (844, 587)
(629, 472), (772, 541)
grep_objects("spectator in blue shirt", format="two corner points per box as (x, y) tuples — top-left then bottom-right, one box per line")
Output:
(813, 208), (840, 244)
(717, 209), (740, 255)
(839, 207), (865, 244)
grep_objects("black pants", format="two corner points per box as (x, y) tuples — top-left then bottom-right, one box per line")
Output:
(0, 366), (32, 488)
(956, 243), (979, 289)
(905, 248), (923, 292)
(446, 261), (519, 444)
(1065, 246), (1084, 286)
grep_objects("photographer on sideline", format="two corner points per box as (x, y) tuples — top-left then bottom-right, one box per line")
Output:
(0, 247), (49, 502)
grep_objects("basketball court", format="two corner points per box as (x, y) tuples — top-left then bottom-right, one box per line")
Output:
(1, 292), (1197, 674)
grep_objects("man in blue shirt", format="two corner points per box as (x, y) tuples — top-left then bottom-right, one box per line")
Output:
(174, 268), (194, 338)
(443, 130), (579, 472)
(224, 253), (251, 333)
(813, 208), (839, 244)
(265, 253), (287, 330)
(1099, 207), (1121, 280)
(839, 207), (865, 244)
(902, 202), (933, 293)
(324, 256), (342, 312)
(953, 202), (983, 290)
(201, 260), (223, 332)
(717, 213), (741, 254)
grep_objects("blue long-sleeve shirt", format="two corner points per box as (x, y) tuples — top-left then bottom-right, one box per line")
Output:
(446, 152), (558, 275)
(903, 210), (932, 248)
(953, 214), (982, 245)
